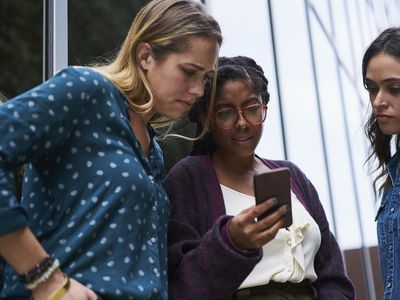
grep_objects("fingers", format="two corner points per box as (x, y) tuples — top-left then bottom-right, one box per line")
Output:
(239, 197), (278, 223)
(229, 199), (289, 250)
(87, 289), (99, 300)
(256, 204), (288, 232)
(256, 217), (285, 244)
(64, 278), (99, 300)
(253, 197), (279, 218)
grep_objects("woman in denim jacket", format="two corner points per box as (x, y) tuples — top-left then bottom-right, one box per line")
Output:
(363, 27), (400, 300)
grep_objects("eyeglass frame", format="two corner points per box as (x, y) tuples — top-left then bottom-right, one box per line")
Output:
(213, 102), (268, 130)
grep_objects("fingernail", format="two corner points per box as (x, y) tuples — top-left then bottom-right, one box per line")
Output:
(284, 205), (290, 212)
(271, 197), (278, 204)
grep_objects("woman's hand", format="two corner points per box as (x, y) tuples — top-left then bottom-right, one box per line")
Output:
(228, 198), (288, 251)
(32, 269), (98, 300)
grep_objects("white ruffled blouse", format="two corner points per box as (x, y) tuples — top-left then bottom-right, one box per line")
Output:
(221, 186), (322, 289)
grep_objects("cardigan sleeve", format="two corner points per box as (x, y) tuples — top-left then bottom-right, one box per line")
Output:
(283, 161), (355, 300)
(165, 158), (262, 300)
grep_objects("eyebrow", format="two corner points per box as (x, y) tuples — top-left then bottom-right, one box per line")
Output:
(365, 77), (400, 84)
(214, 96), (261, 108)
(183, 63), (205, 71)
(183, 63), (216, 74)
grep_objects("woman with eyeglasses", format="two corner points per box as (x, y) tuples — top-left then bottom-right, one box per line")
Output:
(165, 56), (354, 300)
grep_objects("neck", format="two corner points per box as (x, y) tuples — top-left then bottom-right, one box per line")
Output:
(130, 107), (155, 125)
(129, 109), (152, 156)
(211, 151), (258, 175)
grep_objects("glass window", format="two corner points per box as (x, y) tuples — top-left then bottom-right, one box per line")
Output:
(309, 0), (332, 35)
(311, 16), (364, 248)
(330, 0), (355, 77)
(340, 69), (377, 247)
(270, 0), (334, 226)
(68, 0), (150, 66)
(208, 0), (285, 159)
(0, 0), (43, 99)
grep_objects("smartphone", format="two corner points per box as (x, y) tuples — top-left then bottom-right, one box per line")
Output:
(253, 167), (292, 228)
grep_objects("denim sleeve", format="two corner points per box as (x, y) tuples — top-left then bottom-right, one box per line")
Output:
(0, 67), (98, 235)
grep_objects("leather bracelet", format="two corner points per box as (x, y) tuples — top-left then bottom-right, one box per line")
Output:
(47, 273), (70, 300)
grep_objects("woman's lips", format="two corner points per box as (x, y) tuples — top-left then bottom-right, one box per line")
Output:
(376, 114), (393, 122)
(233, 136), (253, 143)
(176, 99), (193, 109)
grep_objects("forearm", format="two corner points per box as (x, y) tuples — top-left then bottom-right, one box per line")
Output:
(169, 216), (261, 299)
(0, 227), (48, 274)
(0, 227), (68, 297)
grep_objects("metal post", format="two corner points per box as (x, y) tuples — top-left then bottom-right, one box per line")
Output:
(326, 1), (376, 298)
(266, 0), (288, 160)
(43, 0), (68, 81)
(303, 0), (337, 236)
(43, 0), (53, 81)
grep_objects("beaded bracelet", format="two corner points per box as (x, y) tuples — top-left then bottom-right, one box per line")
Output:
(20, 255), (56, 285)
(47, 274), (70, 300)
(23, 257), (61, 290)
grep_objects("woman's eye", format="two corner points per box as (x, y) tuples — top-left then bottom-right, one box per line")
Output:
(182, 68), (196, 77)
(365, 85), (378, 95)
(204, 73), (214, 82)
(389, 86), (400, 95)
(246, 105), (261, 114)
(217, 109), (234, 120)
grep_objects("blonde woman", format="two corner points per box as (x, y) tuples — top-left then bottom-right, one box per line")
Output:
(0, 1), (221, 299)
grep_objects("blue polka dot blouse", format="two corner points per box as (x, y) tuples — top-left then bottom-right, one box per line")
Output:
(0, 67), (170, 299)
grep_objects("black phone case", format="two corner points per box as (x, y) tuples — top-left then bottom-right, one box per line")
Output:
(254, 167), (293, 228)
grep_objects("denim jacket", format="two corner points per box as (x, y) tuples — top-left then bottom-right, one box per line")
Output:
(376, 151), (400, 300)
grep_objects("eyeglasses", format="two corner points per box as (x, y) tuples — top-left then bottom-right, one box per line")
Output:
(214, 103), (268, 130)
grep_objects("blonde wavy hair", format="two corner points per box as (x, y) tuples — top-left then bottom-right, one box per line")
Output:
(95, 0), (222, 127)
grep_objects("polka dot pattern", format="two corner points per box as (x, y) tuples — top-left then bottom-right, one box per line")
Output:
(0, 67), (169, 299)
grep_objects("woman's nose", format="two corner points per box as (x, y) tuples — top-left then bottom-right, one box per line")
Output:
(188, 79), (205, 98)
(235, 111), (249, 129)
(372, 90), (389, 109)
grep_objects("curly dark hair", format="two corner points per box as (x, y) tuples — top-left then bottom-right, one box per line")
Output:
(189, 56), (269, 155)
(363, 27), (400, 195)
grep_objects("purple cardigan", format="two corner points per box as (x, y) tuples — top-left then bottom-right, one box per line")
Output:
(165, 155), (355, 300)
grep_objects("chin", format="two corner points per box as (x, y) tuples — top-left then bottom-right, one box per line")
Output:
(167, 111), (186, 121)
(233, 150), (255, 158)
(157, 108), (185, 121)
(380, 127), (400, 136)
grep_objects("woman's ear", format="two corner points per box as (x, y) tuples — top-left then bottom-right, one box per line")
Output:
(136, 42), (153, 70)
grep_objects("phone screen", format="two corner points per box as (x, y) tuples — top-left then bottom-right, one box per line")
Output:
(253, 167), (292, 228)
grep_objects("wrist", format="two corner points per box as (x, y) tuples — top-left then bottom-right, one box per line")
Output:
(21, 255), (60, 289)
(32, 268), (65, 297)
(226, 218), (258, 254)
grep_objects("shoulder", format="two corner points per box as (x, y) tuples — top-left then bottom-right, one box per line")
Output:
(165, 155), (214, 191)
(52, 66), (114, 89)
(261, 158), (307, 180)
(260, 158), (317, 203)
(167, 155), (209, 178)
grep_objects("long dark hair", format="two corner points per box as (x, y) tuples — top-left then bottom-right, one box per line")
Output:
(363, 27), (400, 195)
(189, 56), (269, 155)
